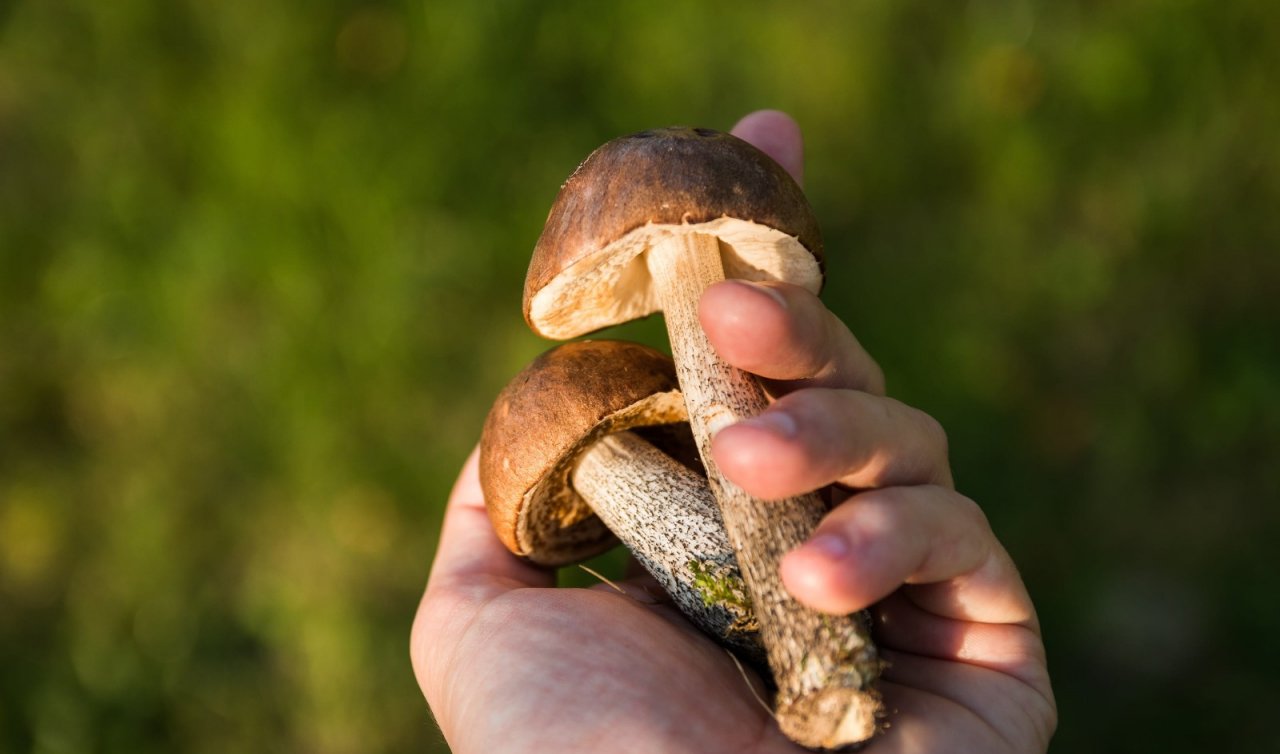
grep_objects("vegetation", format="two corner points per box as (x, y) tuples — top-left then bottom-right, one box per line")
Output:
(1, 1), (1277, 751)
(687, 558), (757, 635)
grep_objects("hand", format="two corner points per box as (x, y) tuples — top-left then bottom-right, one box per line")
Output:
(411, 111), (1056, 753)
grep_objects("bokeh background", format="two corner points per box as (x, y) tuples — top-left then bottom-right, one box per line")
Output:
(2, 1), (1277, 752)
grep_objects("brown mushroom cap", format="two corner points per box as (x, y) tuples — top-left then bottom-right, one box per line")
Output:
(524, 126), (825, 339)
(479, 340), (689, 566)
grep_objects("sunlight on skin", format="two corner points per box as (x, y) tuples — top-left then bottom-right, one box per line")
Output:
(412, 111), (1056, 753)
(699, 279), (886, 395)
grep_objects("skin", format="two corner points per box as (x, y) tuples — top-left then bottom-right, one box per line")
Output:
(411, 111), (1057, 753)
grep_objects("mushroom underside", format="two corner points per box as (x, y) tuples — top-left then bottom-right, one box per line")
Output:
(526, 219), (821, 340)
(515, 389), (687, 565)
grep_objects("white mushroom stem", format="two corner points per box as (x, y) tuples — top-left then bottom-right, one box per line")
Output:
(572, 430), (763, 660)
(647, 232), (883, 750)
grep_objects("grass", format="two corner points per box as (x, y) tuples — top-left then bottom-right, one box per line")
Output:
(2, 1), (1279, 751)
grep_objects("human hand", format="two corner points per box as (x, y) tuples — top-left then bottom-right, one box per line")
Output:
(411, 111), (1056, 753)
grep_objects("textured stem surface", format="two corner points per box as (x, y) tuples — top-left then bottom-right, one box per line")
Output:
(647, 232), (883, 750)
(573, 431), (762, 660)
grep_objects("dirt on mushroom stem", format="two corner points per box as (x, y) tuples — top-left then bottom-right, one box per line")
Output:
(645, 231), (884, 750)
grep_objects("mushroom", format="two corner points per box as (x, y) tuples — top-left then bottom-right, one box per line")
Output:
(524, 127), (882, 749)
(480, 339), (762, 658)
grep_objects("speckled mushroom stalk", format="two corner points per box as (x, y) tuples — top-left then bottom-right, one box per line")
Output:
(647, 235), (883, 747)
(524, 128), (884, 750)
(480, 340), (761, 658)
(572, 430), (761, 658)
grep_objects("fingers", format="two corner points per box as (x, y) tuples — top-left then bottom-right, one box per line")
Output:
(879, 651), (1057, 751)
(702, 276), (911, 502)
(730, 110), (804, 185)
(423, 447), (554, 600)
(779, 485), (1036, 627)
(711, 388), (950, 500)
(700, 280), (885, 395)
(872, 592), (1048, 688)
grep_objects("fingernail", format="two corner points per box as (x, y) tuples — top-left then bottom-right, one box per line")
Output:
(800, 533), (849, 562)
(736, 280), (788, 310)
(736, 410), (798, 438)
(704, 406), (738, 438)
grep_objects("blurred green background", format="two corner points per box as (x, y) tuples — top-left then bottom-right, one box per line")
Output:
(2, 1), (1277, 751)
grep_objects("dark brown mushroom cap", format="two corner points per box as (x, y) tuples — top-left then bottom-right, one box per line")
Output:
(524, 127), (825, 339)
(479, 340), (689, 566)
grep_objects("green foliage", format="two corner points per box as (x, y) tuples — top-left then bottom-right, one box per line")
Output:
(1, 1), (1278, 751)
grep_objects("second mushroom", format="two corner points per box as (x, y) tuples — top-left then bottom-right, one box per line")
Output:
(480, 339), (762, 659)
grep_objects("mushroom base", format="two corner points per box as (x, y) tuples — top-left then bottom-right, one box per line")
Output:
(646, 231), (884, 748)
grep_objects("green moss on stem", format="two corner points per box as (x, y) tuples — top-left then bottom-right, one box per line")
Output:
(686, 559), (759, 635)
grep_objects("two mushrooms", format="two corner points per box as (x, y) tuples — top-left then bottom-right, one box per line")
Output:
(479, 128), (883, 750)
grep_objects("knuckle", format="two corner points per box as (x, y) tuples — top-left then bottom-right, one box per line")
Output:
(865, 362), (887, 395)
(773, 386), (827, 422)
(808, 307), (844, 375)
(794, 318), (837, 378)
(950, 490), (991, 531)
(858, 484), (913, 510)
(913, 408), (950, 461)
(838, 486), (911, 530)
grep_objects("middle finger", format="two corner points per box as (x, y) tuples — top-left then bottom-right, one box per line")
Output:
(712, 387), (953, 501)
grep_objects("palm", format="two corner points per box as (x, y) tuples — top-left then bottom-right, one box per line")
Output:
(430, 584), (791, 753)
(423, 572), (1052, 754)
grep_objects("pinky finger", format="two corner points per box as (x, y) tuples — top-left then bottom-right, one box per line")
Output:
(781, 485), (1037, 628)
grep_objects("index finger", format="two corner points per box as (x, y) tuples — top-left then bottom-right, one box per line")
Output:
(699, 280), (887, 395)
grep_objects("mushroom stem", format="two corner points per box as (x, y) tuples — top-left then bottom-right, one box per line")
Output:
(572, 430), (763, 660)
(647, 232), (883, 750)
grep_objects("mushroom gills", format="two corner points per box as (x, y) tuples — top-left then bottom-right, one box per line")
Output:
(513, 388), (687, 563)
(527, 219), (821, 340)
